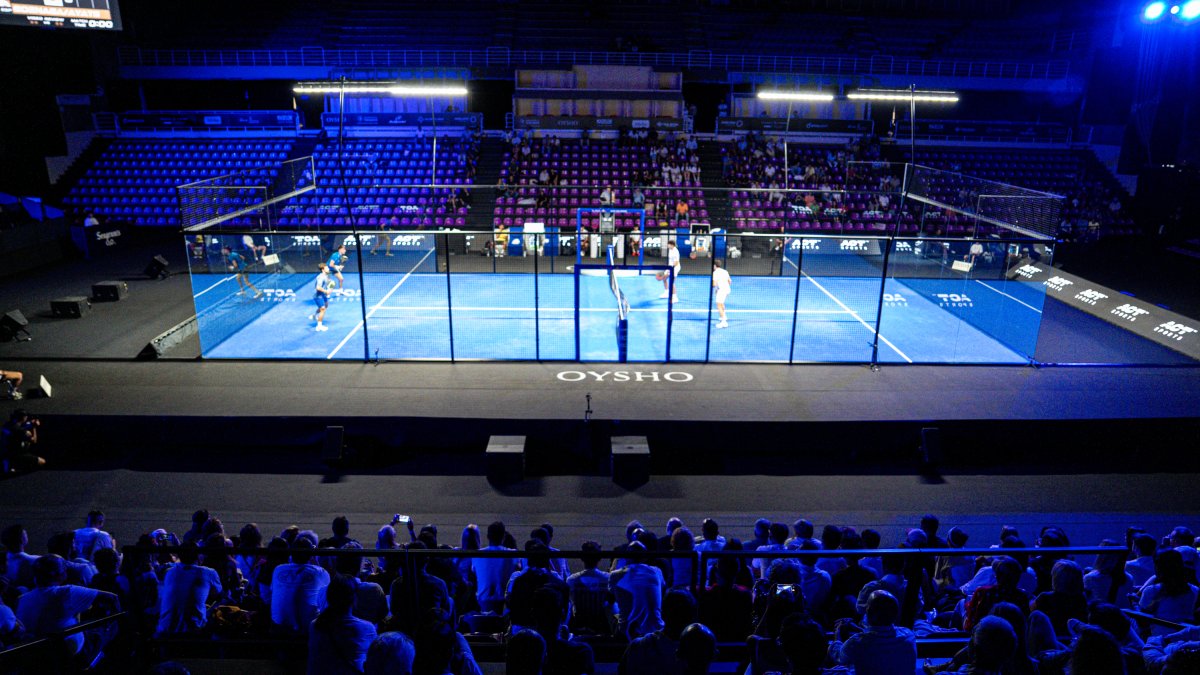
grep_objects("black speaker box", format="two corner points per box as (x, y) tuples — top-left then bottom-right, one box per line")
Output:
(92, 280), (128, 301)
(51, 296), (91, 319)
(1, 309), (28, 332)
(145, 255), (169, 279)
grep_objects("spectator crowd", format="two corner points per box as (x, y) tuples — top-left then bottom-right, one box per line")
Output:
(2, 511), (1199, 674)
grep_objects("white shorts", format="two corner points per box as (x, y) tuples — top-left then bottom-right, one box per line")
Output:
(715, 288), (730, 304)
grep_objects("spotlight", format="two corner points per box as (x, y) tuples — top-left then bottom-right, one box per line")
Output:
(1182, 0), (1200, 20)
(1171, 4), (1180, 14)
(1143, 1), (1167, 21)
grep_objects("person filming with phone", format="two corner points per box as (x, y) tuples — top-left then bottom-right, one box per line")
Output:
(3, 409), (46, 474)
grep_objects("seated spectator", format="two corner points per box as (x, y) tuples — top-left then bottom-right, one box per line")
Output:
(934, 527), (974, 591)
(181, 510), (210, 545)
(964, 557), (1032, 632)
(336, 542), (387, 625)
(73, 511), (114, 562)
(669, 528), (697, 592)
(954, 615), (1017, 674)
(472, 521), (519, 614)
(828, 530), (878, 621)
(156, 541), (222, 637)
(698, 554), (752, 642)
(271, 537), (330, 635)
(676, 623), (716, 675)
(1031, 527), (1071, 594)
(752, 523), (790, 577)
(2, 524), (39, 590)
(619, 588), (697, 675)
(2, 410), (45, 473)
(1144, 626), (1200, 673)
(859, 528), (884, 578)
(599, 185), (614, 205)
(1066, 625), (1126, 675)
(308, 573), (377, 674)
(1137, 548), (1199, 636)
(1032, 560), (1088, 637)
(776, 614), (830, 675)
(530, 524), (570, 581)
(0, 579), (24, 646)
(1126, 533), (1159, 589)
(45, 531), (96, 586)
(567, 541), (612, 635)
(412, 608), (483, 675)
(816, 526), (847, 577)
(89, 548), (130, 614)
(1084, 540), (1134, 609)
(533, 587), (594, 675)
(506, 629), (546, 675)
(17, 554), (118, 665)
(829, 590), (916, 673)
(796, 539), (832, 622)
(610, 541), (665, 640)
(0, 369), (23, 399)
(365, 631), (417, 675)
(390, 541), (451, 634)
(507, 541), (568, 634)
(235, 523), (264, 590)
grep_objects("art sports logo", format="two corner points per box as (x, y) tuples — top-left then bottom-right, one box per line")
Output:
(788, 239), (821, 251)
(894, 241), (913, 253)
(840, 240), (869, 252)
(1110, 303), (1150, 323)
(1074, 289), (1108, 306)
(882, 293), (908, 307)
(1014, 264), (1041, 280)
(259, 288), (297, 302)
(1153, 321), (1198, 342)
(934, 293), (973, 308)
(1044, 276), (1073, 292)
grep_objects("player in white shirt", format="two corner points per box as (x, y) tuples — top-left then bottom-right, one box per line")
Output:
(711, 259), (732, 328)
(309, 263), (334, 331)
(658, 240), (681, 304)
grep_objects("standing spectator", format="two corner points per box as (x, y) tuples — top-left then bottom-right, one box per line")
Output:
(271, 538), (331, 635)
(308, 574), (377, 674)
(610, 541), (666, 640)
(17, 555), (118, 664)
(473, 521), (519, 614)
(599, 185), (614, 206)
(73, 512), (113, 562)
(156, 541), (222, 637)
(829, 590), (916, 673)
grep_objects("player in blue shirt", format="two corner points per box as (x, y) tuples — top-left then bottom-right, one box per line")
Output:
(327, 244), (348, 292)
(309, 262), (334, 331)
(223, 246), (262, 299)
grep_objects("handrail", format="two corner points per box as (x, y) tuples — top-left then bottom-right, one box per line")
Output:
(116, 46), (1071, 81)
(1122, 610), (1196, 632)
(0, 612), (127, 662)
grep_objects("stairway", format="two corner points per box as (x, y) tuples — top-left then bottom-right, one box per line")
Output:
(697, 140), (731, 230)
(463, 136), (508, 230)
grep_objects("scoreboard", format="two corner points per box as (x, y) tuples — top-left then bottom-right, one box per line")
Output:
(0, 0), (121, 30)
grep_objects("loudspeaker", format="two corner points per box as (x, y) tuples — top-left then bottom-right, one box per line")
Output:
(51, 296), (91, 319)
(145, 255), (169, 279)
(486, 436), (526, 486)
(92, 280), (128, 301)
(1, 310), (30, 341)
(611, 436), (650, 488)
(322, 426), (345, 463)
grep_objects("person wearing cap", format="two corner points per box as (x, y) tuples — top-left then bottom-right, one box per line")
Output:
(829, 589), (916, 673)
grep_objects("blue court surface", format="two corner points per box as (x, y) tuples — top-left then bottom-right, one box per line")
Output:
(191, 265), (1047, 364)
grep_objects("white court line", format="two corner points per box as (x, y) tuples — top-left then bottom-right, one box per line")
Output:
(192, 275), (236, 299)
(801, 271), (913, 363)
(326, 249), (434, 359)
(368, 305), (851, 315)
(974, 280), (1043, 314)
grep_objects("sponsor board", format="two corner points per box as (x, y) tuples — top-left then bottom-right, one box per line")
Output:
(556, 370), (694, 383)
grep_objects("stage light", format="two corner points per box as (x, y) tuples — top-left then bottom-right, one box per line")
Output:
(1171, 4), (1180, 14)
(1181, 0), (1200, 20)
(847, 88), (959, 103)
(1143, 2), (1167, 21)
(756, 90), (836, 102)
(292, 83), (469, 96)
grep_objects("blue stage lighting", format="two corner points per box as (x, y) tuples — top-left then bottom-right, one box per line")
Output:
(1143, 1), (1167, 20)
(1181, 0), (1200, 20)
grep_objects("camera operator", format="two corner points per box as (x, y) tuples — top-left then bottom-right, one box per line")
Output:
(2, 409), (46, 474)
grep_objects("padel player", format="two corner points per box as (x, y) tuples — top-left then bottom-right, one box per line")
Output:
(659, 239), (681, 304)
(310, 262), (334, 332)
(327, 244), (348, 291)
(224, 246), (263, 299)
(712, 259), (732, 328)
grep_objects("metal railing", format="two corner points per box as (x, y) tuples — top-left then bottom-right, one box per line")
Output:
(117, 46), (1071, 81)
(0, 612), (127, 670)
